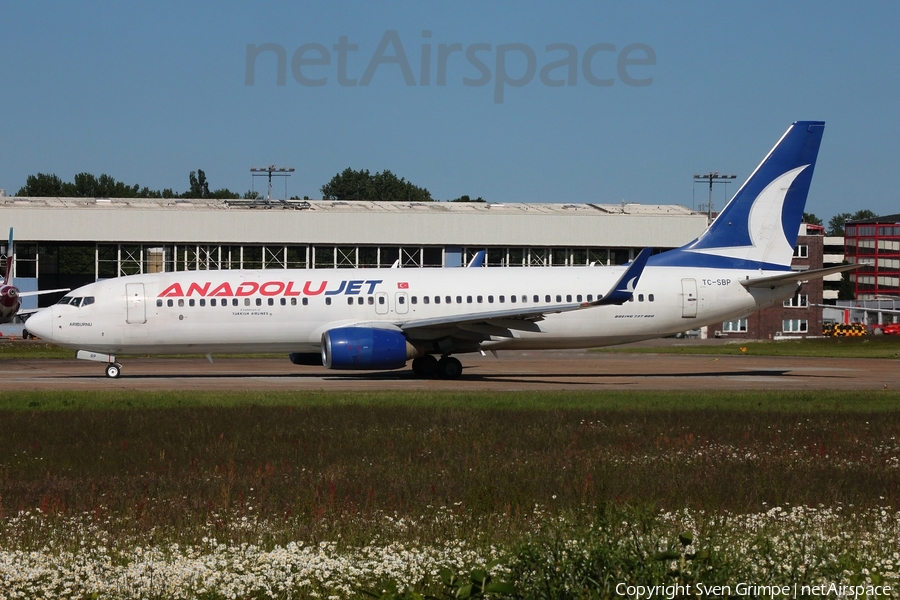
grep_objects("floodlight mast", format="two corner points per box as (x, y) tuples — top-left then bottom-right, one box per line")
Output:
(250, 165), (295, 204)
(693, 171), (736, 224)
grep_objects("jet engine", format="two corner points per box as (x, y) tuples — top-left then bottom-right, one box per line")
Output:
(321, 327), (418, 370)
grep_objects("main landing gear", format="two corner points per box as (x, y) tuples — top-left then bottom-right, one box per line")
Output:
(411, 354), (462, 380)
(105, 362), (122, 379)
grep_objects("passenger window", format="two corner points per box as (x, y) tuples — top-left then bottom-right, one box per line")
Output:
(178, 299), (185, 307)
(368, 297), (374, 305)
(638, 294), (644, 302)
(399, 296), (406, 304)
(232, 299), (238, 306)
(268, 298), (275, 306)
(522, 295), (527, 303)
(477, 295), (483, 303)
(556, 295), (562, 302)
(587, 294), (593, 302)
(377, 297), (384, 305)
(211, 299), (217, 306)
(510, 295), (516, 303)
(499, 295), (505, 303)
(533, 295), (539, 302)
(326, 298), (332, 305)
(347, 298), (354, 305)
(576, 295), (582, 302)
(424, 297), (430, 304)
(545, 295), (551, 302)
(649, 294), (655, 302)
(245, 298), (251, 306)
(302, 298), (308, 306)
(446, 296), (452, 304)
(189, 299), (195, 307)
(255, 298), (262, 306)
(411, 296), (417, 304)
(167, 299), (174, 307)
(157, 299), (163, 307)
(292, 298), (298, 306)
(280, 298), (286, 306)
(566, 295), (572, 302)
(488, 295), (494, 303)
(358, 297), (364, 305)
(456, 296), (462, 304)
(200, 299), (206, 307)
(467, 296), (473, 303)
(434, 296), (440, 304)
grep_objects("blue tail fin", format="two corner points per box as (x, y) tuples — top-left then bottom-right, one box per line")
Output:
(651, 121), (825, 270)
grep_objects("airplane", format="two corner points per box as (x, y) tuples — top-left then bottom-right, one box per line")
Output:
(0, 228), (69, 324)
(24, 121), (855, 379)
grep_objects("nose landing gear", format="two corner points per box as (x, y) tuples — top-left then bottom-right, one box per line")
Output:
(76, 350), (122, 378)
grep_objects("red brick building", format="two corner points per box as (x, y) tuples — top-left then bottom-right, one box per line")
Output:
(709, 224), (824, 339)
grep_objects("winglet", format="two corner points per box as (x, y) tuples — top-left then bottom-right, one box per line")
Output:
(589, 247), (652, 306)
(467, 250), (486, 268)
(4, 227), (13, 286)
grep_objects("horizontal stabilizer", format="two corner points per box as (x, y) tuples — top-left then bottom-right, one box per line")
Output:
(739, 264), (858, 289)
(19, 287), (71, 298)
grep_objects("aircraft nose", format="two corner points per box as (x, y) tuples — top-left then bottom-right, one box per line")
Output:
(25, 307), (53, 342)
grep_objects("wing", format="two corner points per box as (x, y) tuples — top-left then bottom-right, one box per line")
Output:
(352, 248), (652, 345)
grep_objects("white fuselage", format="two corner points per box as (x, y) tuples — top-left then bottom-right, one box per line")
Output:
(30, 264), (797, 356)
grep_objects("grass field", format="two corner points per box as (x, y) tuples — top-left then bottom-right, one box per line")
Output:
(596, 336), (900, 359)
(2, 390), (899, 598)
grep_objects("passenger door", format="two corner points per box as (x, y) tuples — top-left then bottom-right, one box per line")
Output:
(681, 278), (698, 318)
(125, 283), (147, 324)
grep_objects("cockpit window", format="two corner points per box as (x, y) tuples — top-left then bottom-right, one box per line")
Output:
(56, 296), (93, 307)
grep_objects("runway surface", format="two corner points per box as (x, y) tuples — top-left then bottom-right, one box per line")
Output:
(3, 349), (898, 392)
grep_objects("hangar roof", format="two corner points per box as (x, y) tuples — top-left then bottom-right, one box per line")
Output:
(0, 196), (708, 248)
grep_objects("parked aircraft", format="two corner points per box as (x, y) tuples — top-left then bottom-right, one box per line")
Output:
(25, 121), (852, 379)
(0, 228), (68, 324)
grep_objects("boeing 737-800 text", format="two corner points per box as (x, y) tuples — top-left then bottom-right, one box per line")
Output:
(25, 121), (851, 379)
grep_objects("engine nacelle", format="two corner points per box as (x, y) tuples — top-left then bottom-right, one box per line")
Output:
(322, 327), (416, 370)
(0, 284), (21, 323)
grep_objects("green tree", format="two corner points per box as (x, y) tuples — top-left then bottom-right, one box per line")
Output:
(320, 168), (432, 202)
(827, 212), (852, 236)
(16, 173), (64, 196)
(449, 195), (486, 202)
(838, 264), (855, 301)
(185, 169), (210, 199)
(802, 212), (822, 226)
(827, 209), (879, 236)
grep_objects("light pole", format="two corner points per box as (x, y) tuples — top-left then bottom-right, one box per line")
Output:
(693, 172), (736, 224)
(250, 166), (295, 204)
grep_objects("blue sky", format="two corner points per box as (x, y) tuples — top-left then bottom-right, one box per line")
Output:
(1, 1), (897, 224)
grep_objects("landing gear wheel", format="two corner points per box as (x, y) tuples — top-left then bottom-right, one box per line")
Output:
(105, 363), (122, 379)
(436, 356), (463, 380)
(412, 355), (438, 378)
